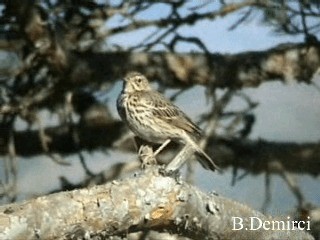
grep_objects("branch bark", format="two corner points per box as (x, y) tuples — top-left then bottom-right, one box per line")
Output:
(77, 43), (320, 88)
(47, 43), (320, 104)
(0, 166), (314, 240)
(2, 43), (320, 110)
(1, 41), (316, 112)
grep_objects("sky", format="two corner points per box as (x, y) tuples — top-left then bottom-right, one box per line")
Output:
(2, 2), (320, 215)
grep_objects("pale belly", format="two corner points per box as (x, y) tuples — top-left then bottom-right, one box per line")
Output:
(126, 113), (171, 144)
(117, 93), (180, 144)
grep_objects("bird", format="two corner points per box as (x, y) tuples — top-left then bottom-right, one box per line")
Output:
(117, 71), (218, 171)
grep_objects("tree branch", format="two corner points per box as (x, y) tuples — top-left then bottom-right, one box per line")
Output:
(208, 138), (320, 176)
(6, 41), (314, 111)
(0, 166), (313, 240)
(0, 120), (319, 176)
(68, 42), (320, 89)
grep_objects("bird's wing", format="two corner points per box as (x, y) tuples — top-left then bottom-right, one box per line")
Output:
(139, 91), (202, 137)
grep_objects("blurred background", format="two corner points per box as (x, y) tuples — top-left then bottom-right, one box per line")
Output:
(0, 0), (320, 237)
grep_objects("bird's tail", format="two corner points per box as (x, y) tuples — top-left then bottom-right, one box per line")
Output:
(184, 133), (220, 172)
(195, 147), (220, 172)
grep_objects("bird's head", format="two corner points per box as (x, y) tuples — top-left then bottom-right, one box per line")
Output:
(123, 72), (152, 93)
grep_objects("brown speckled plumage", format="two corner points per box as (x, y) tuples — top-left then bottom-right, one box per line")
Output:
(117, 71), (217, 171)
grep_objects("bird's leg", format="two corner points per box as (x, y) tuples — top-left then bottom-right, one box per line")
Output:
(138, 145), (157, 168)
(153, 139), (171, 157)
(164, 144), (194, 173)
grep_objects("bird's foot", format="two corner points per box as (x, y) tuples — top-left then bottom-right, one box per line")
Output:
(159, 165), (180, 178)
(138, 145), (157, 169)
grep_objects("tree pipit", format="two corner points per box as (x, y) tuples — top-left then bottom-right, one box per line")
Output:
(117, 71), (218, 172)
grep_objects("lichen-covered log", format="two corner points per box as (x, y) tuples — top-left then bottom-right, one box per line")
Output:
(0, 166), (313, 240)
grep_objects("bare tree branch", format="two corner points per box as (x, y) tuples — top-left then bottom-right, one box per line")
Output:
(1, 41), (316, 113)
(0, 119), (319, 176)
(0, 166), (314, 240)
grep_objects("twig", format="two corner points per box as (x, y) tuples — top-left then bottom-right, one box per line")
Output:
(279, 171), (305, 208)
(261, 172), (271, 213)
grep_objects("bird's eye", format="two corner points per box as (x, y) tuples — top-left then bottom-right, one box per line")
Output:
(137, 78), (142, 83)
